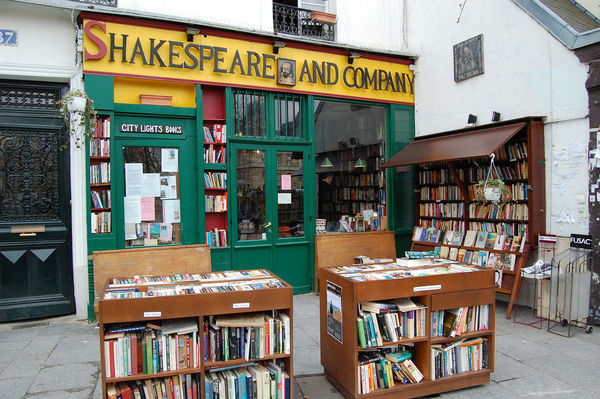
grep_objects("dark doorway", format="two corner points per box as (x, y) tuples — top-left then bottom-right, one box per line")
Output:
(0, 80), (74, 322)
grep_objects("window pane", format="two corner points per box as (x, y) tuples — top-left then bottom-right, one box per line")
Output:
(314, 100), (386, 233)
(237, 149), (266, 240)
(234, 91), (265, 137)
(275, 94), (301, 138)
(277, 151), (304, 238)
(123, 146), (181, 247)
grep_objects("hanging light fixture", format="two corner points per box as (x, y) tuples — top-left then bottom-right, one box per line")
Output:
(320, 156), (333, 167)
(354, 158), (367, 168)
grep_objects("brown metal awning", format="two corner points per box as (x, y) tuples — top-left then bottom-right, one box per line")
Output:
(381, 122), (527, 167)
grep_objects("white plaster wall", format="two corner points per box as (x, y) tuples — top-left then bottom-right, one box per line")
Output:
(0, 1), (89, 319)
(117, 0), (273, 33)
(336, 0), (405, 52)
(406, 0), (590, 236)
(0, 0), (77, 80)
(114, 0), (408, 52)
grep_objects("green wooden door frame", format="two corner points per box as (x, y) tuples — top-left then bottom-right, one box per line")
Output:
(387, 104), (415, 255)
(111, 115), (198, 249)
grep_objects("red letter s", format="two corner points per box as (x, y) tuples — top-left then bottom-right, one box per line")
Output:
(84, 21), (107, 61)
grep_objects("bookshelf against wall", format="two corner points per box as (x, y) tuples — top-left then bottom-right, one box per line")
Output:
(89, 115), (112, 234)
(319, 264), (495, 399)
(318, 143), (386, 223)
(414, 121), (544, 244)
(202, 86), (228, 248)
(98, 269), (294, 399)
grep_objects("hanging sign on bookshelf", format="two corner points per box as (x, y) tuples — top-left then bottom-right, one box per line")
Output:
(143, 311), (161, 317)
(326, 281), (343, 343)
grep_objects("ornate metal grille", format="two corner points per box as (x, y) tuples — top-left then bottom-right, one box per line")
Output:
(0, 86), (60, 111)
(72, 0), (117, 6)
(0, 128), (60, 222)
(273, 3), (335, 41)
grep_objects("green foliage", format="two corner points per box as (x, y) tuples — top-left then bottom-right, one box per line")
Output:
(58, 89), (97, 149)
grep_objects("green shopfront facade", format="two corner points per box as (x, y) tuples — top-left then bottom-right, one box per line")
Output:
(82, 13), (415, 318)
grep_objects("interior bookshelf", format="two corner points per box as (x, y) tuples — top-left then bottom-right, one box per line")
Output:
(317, 143), (385, 222)
(98, 269), (294, 399)
(319, 264), (495, 399)
(414, 120), (544, 245)
(89, 115), (112, 234)
(202, 86), (228, 248)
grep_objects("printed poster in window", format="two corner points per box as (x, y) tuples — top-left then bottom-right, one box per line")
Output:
(326, 281), (343, 343)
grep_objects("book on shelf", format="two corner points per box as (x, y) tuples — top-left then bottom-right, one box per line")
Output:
(510, 235), (522, 252)
(502, 236), (514, 252)
(463, 250), (473, 264)
(448, 247), (458, 261)
(477, 250), (489, 267)
(443, 231), (455, 245)
(493, 234), (506, 250)
(439, 246), (450, 259)
(484, 232), (498, 249)
(457, 248), (466, 262)
(433, 305), (489, 338)
(431, 337), (488, 380)
(463, 230), (477, 247)
(451, 231), (464, 246)
(486, 252), (499, 269)
(474, 231), (487, 248)
(412, 226), (423, 241)
(497, 253), (516, 271)
(495, 269), (503, 289)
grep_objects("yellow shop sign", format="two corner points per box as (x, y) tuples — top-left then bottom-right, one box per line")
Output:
(83, 19), (414, 105)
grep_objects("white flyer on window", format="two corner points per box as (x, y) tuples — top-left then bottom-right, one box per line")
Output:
(124, 196), (142, 224)
(162, 199), (181, 223)
(278, 192), (292, 204)
(160, 175), (178, 199)
(142, 173), (161, 197)
(161, 148), (178, 172)
(125, 163), (143, 197)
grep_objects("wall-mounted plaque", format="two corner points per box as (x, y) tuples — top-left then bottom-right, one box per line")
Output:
(454, 34), (484, 82)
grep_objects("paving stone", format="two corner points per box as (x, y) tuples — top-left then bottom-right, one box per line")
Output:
(25, 388), (92, 399)
(0, 376), (33, 399)
(0, 353), (47, 379)
(45, 336), (100, 366)
(28, 363), (98, 393)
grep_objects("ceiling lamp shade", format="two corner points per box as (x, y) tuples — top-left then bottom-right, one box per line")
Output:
(320, 156), (333, 167)
(354, 158), (367, 168)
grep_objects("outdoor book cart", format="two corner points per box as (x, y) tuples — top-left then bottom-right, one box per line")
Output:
(547, 248), (594, 337)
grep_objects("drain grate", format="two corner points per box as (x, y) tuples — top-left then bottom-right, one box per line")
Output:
(12, 321), (50, 329)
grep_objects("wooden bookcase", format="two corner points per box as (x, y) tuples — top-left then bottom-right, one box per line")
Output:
(98, 269), (293, 399)
(413, 119), (544, 245)
(411, 237), (528, 319)
(202, 85), (228, 249)
(89, 115), (112, 234)
(319, 265), (495, 399)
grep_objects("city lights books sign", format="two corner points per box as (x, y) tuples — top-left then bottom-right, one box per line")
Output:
(82, 17), (414, 105)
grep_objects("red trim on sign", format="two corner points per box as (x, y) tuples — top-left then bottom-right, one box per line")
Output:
(84, 71), (414, 105)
